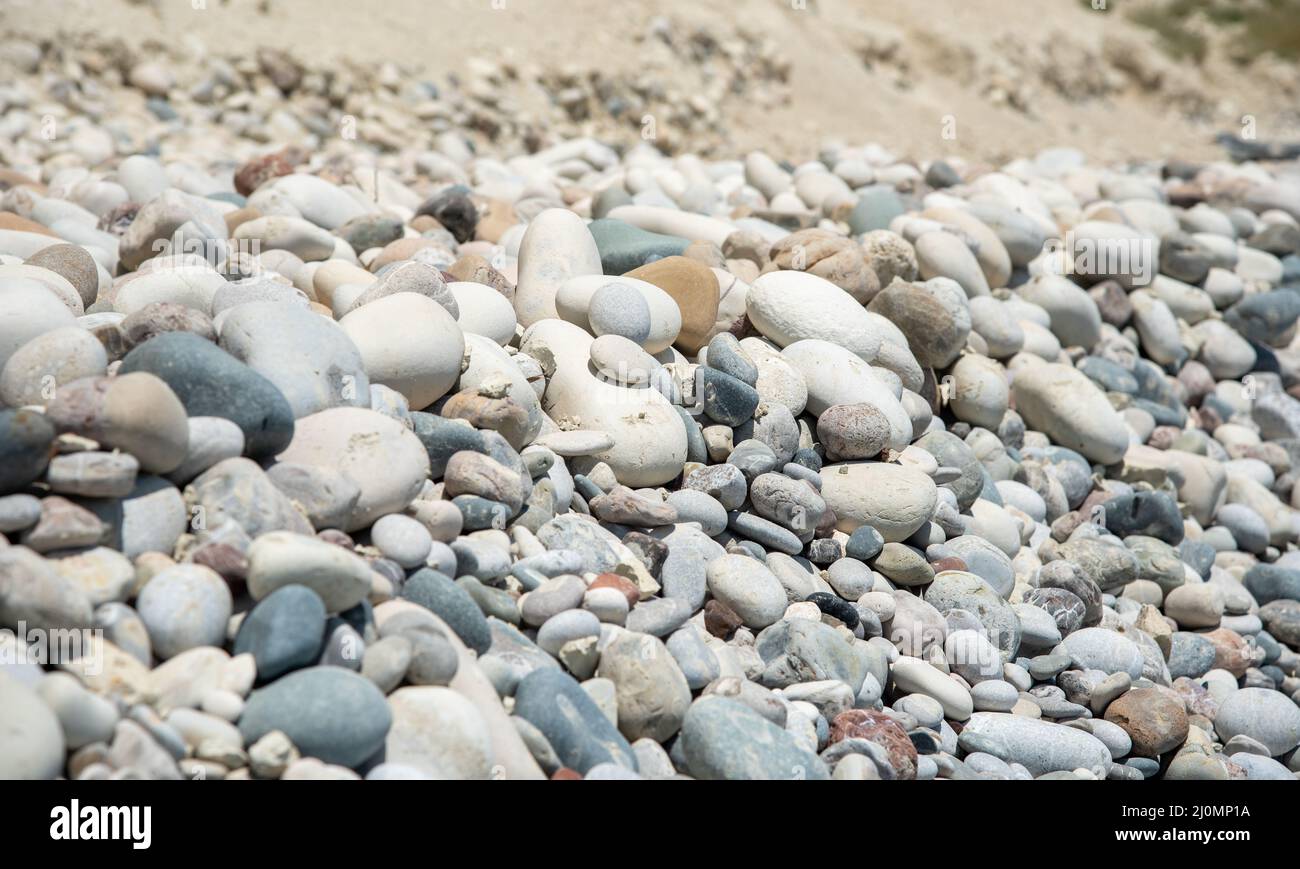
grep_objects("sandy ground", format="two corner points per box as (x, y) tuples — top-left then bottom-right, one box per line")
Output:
(4, 0), (1298, 165)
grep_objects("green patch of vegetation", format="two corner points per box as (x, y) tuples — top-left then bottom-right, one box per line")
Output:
(1113, 0), (1300, 63)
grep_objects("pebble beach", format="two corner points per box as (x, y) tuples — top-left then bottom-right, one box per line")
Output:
(4, 12), (1300, 783)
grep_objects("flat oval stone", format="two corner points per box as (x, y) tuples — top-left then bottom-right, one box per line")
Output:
(275, 407), (430, 531)
(513, 668), (636, 775)
(233, 584), (328, 682)
(136, 564), (233, 660)
(819, 462), (937, 542)
(246, 531), (373, 613)
(705, 554), (787, 629)
(119, 331), (294, 458)
(238, 666), (392, 769)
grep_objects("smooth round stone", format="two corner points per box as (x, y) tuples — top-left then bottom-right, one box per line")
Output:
(825, 558), (873, 599)
(1244, 563), (1300, 605)
(866, 279), (970, 369)
(0, 671), (65, 779)
(890, 656), (973, 721)
(275, 407), (430, 531)
(233, 215), (336, 261)
(448, 282), (516, 345)
(1103, 686), (1188, 758)
(915, 230), (990, 298)
(846, 526), (885, 561)
(233, 584), (327, 682)
(103, 475), (189, 559)
(44, 372), (190, 474)
(515, 208), (603, 328)
(361, 635), (413, 694)
(625, 597), (691, 637)
(596, 631), (692, 742)
(588, 281), (652, 346)
(340, 292), (465, 411)
(680, 696), (829, 780)
(0, 282), (77, 371)
(370, 514), (433, 569)
(218, 302), (369, 418)
(621, 256), (719, 354)
(817, 403), (891, 460)
(1017, 275), (1102, 349)
(1214, 687), (1300, 756)
(749, 472), (825, 538)
(665, 489), (727, 536)
(0, 494), (41, 533)
(239, 667), (392, 769)
(400, 569), (492, 654)
(521, 575), (586, 627)
(0, 409), (56, 494)
(944, 536), (1014, 598)
(961, 712), (1110, 776)
(247, 531), (373, 613)
(698, 367), (758, 427)
(1221, 506), (1271, 556)
(1163, 584), (1224, 629)
(555, 274), (682, 355)
(948, 354), (1008, 431)
(747, 271), (884, 360)
(136, 565), (233, 660)
(0, 325), (107, 408)
(119, 331), (294, 458)
(1231, 752), (1295, 781)
(783, 340), (911, 448)
(1057, 628), (1144, 679)
(706, 555), (787, 629)
(384, 686), (493, 779)
(589, 334), (660, 387)
(819, 462), (937, 542)
(971, 679), (1019, 712)
(26, 243), (99, 308)
(968, 297), (1025, 358)
(683, 463), (748, 510)
(1165, 632), (1215, 680)
(514, 668), (636, 774)
(1010, 361), (1129, 465)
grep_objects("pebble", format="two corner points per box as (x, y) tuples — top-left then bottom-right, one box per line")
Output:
(706, 554), (788, 629)
(514, 668), (635, 774)
(233, 585), (328, 682)
(238, 667), (391, 769)
(136, 565), (232, 660)
(246, 531), (373, 613)
(1213, 687), (1300, 756)
(681, 696), (829, 780)
(119, 331), (295, 458)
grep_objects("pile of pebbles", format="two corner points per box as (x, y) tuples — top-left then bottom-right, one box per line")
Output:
(4, 42), (1300, 782)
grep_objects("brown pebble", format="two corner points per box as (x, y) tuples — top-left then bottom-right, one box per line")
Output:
(704, 598), (743, 638)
